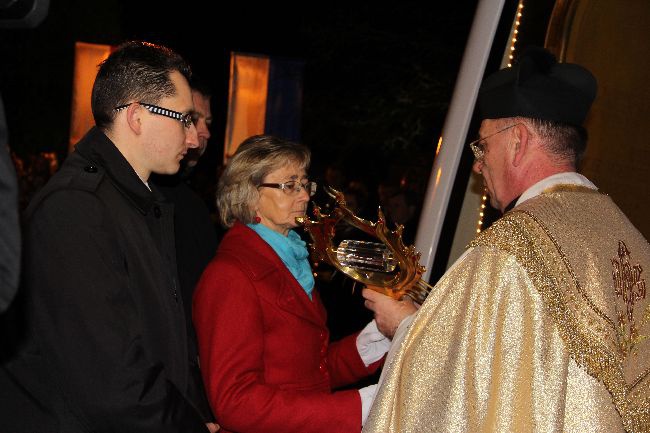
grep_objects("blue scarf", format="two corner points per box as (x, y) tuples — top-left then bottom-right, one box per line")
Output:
(247, 223), (315, 300)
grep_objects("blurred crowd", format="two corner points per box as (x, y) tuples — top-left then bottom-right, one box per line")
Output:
(11, 151), (59, 211)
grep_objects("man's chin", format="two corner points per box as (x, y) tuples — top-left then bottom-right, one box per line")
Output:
(156, 163), (181, 176)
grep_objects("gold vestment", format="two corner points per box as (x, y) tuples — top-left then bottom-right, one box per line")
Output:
(364, 186), (650, 432)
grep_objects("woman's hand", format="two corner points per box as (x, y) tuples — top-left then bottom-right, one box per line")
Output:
(362, 287), (418, 338)
(206, 422), (220, 432)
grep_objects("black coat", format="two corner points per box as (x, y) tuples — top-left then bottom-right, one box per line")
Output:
(3, 128), (209, 432)
(154, 175), (219, 421)
(154, 175), (219, 336)
(0, 95), (20, 313)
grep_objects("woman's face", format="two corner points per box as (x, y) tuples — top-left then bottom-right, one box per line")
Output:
(255, 161), (310, 236)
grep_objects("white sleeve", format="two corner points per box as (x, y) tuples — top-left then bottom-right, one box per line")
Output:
(356, 320), (391, 366)
(358, 384), (378, 426)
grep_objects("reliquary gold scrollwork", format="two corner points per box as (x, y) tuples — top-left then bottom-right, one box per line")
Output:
(296, 186), (432, 304)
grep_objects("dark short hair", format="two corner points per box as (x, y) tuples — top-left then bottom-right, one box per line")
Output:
(91, 41), (191, 130)
(217, 135), (311, 228)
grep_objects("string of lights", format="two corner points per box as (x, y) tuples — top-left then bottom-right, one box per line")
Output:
(476, 0), (524, 234)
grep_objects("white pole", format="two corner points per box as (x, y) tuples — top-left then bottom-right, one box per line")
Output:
(414, 0), (506, 281)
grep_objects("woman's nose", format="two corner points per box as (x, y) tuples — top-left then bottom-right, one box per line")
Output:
(297, 186), (310, 200)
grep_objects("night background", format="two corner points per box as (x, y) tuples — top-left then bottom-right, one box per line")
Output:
(0, 0), (483, 200)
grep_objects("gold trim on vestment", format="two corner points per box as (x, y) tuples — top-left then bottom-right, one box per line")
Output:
(470, 186), (650, 432)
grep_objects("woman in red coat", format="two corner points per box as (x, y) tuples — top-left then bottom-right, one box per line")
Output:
(193, 135), (408, 433)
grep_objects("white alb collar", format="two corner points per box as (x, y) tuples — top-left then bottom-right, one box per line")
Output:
(515, 172), (597, 208)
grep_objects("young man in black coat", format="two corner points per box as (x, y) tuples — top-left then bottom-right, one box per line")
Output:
(1, 41), (217, 433)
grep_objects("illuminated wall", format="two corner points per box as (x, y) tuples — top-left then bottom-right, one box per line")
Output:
(547, 0), (650, 238)
(69, 42), (111, 151)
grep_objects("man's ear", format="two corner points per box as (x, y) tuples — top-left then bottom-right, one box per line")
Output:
(511, 123), (529, 167)
(125, 103), (143, 135)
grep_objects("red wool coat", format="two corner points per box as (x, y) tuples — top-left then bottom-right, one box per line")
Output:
(193, 222), (380, 433)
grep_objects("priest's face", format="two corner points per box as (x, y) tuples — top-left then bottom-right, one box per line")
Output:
(472, 119), (518, 212)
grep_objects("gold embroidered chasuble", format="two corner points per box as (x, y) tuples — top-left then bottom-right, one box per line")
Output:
(364, 186), (650, 433)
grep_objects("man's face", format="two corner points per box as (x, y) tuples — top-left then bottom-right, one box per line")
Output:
(472, 119), (516, 212)
(185, 90), (212, 167)
(142, 71), (199, 176)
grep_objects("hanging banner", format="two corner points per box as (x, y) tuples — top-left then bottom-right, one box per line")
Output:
(223, 52), (304, 163)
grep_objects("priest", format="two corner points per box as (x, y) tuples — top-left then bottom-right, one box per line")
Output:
(363, 47), (650, 432)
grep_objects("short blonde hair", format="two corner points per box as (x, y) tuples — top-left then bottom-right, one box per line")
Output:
(217, 135), (311, 228)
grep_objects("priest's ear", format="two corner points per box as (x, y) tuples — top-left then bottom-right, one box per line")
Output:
(511, 123), (530, 167)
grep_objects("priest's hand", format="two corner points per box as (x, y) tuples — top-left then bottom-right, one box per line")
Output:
(362, 287), (418, 338)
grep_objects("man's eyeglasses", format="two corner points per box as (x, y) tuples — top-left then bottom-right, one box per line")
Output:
(114, 102), (195, 128)
(468, 123), (520, 160)
(258, 180), (317, 197)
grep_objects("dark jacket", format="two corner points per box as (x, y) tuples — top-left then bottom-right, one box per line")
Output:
(154, 174), (219, 421)
(0, 95), (20, 313)
(154, 175), (219, 339)
(3, 128), (208, 432)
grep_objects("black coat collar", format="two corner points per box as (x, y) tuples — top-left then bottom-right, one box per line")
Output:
(75, 127), (166, 215)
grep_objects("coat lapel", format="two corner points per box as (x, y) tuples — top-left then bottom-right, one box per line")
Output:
(231, 223), (325, 327)
(276, 267), (325, 327)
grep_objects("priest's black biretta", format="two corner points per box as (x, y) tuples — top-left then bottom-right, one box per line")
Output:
(477, 47), (597, 126)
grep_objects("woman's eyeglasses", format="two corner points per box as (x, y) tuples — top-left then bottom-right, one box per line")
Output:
(258, 181), (317, 197)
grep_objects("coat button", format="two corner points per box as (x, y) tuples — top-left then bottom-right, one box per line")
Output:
(153, 206), (161, 218)
(84, 165), (98, 173)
